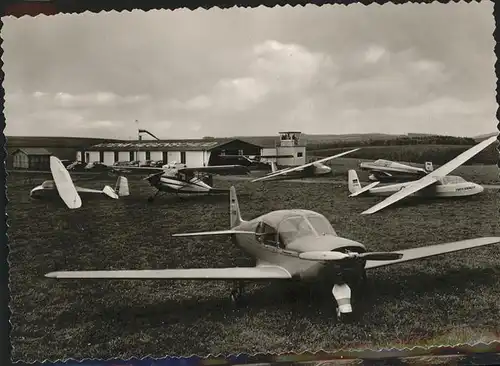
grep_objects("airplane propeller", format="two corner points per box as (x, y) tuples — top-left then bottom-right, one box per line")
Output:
(298, 250), (403, 262)
(143, 172), (163, 183)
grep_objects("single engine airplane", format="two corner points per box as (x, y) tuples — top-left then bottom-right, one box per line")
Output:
(350, 135), (497, 215)
(251, 148), (360, 183)
(30, 156), (130, 209)
(359, 159), (433, 182)
(111, 162), (250, 202)
(45, 185), (500, 321)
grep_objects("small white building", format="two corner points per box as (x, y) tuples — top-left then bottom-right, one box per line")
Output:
(79, 138), (263, 167)
(260, 131), (307, 167)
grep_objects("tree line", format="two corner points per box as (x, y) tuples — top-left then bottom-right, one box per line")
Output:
(310, 144), (498, 166)
(307, 135), (477, 150)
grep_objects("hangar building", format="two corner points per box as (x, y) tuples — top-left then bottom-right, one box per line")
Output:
(12, 148), (52, 170)
(80, 138), (263, 167)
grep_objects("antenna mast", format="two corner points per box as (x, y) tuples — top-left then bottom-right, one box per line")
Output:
(135, 119), (140, 162)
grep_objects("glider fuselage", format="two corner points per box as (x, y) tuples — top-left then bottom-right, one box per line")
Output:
(365, 179), (484, 197)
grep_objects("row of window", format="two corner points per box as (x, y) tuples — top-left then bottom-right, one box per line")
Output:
(96, 151), (187, 164)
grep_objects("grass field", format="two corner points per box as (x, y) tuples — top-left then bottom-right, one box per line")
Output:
(7, 171), (500, 362)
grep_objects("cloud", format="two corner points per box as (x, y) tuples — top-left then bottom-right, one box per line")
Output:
(364, 44), (386, 64)
(1, 2), (495, 139)
(167, 40), (334, 114)
(53, 92), (149, 109)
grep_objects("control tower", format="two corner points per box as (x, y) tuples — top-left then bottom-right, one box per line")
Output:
(260, 131), (307, 167)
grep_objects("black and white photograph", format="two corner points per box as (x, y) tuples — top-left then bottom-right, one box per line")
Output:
(3, 1), (499, 362)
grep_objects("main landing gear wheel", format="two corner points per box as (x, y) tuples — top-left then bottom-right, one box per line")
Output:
(230, 282), (245, 307)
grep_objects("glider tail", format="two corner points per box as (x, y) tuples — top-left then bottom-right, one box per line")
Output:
(230, 186), (244, 228)
(348, 170), (362, 194)
(425, 161), (434, 173)
(115, 176), (130, 197)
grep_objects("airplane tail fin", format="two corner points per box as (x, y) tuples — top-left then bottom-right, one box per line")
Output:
(230, 186), (244, 228)
(425, 161), (433, 173)
(348, 170), (362, 194)
(115, 176), (130, 197)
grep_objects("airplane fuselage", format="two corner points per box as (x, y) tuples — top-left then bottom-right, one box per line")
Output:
(230, 216), (367, 283)
(266, 162), (332, 181)
(360, 161), (427, 175)
(368, 172), (423, 183)
(366, 180), (484, 197)
(149, 174), (227, 195)
(30, 183), (108, 200)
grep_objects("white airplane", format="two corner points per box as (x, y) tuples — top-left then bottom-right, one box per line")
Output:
(350, 135), (497, 215)
(45, 186), (500, 321)
(251, 148), (360, 183)
(359, 159), (434, 182)
(111, 162), (249, 202)
(30, 156), (130, 209)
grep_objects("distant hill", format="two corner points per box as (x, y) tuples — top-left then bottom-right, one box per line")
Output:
(233, 132), (482, 148)
(235, 133), (407, 147)
(473, 132), (498, 142)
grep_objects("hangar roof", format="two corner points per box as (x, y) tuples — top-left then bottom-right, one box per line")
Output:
(86, 138), (262, 152)
(13, 148), (52, 156)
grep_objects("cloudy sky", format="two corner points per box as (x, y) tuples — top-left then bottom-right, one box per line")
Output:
(2, 2), (496, 139)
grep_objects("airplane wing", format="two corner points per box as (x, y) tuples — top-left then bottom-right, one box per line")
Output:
(111, 166), (165, 174)
(252, 148), (360, 182)
(45, 264), (292, 280)
(172, 229), (255, 237)
(50, 156), (82, 209)
(365, 237), (500, 270)
(258, 164), (301, 178)
(178, 165), (250, 175)
(361, 135), (497, 215)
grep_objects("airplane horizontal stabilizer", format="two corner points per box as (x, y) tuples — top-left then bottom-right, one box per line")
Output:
(349, 181), (380, 197)
(45, 265), (292, 280)
(172, 229), (254, 237)
(102, 185), (119, 199)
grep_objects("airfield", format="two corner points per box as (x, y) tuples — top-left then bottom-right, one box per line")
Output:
(7, 162), (500, 361)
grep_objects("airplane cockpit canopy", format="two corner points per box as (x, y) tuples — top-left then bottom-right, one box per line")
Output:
(41, 180), (55, 189)
(372, 159), (392, 167)
(257, 210), (336, 248)
(436, 175), (467, 185)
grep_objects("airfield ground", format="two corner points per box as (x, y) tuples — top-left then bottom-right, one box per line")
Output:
(7, 166), (500, 361)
